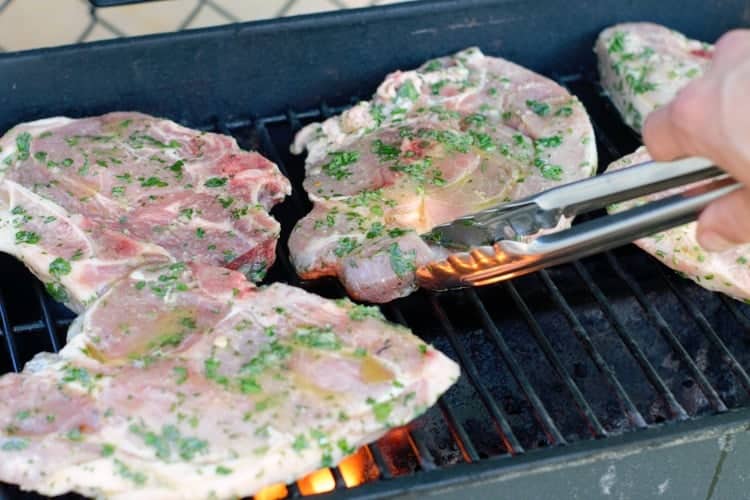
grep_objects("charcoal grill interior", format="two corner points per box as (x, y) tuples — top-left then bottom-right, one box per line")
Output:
(2, 1), (750, 499)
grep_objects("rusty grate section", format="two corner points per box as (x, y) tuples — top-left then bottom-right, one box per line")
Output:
(2, 74), (750, 499)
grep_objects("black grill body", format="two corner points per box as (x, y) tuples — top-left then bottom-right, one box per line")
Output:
(1, 1), (750, 499)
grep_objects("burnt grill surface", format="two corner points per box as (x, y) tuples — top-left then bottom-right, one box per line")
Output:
(2, 72), (750, 499)
(1, 1), (750, 497)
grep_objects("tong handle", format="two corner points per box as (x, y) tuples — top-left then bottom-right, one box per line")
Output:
(534, 156), (723, 217)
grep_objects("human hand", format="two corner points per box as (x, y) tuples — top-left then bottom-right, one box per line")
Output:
(643, 29), (750, 252)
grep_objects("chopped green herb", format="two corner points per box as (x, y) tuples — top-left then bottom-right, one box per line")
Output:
(322, 151), (359, 180)
(239, 377), (262, 394)
(526, 99), (550, 116)
(66, 428), (84, 441)
(334, 237), (359, 257)
(15, 231), (40, 244)
(204, 177), (227, 188)
(371, 139), (400, 162)
(354, 347), (368, 357)
(555, 106), (573, 117)
(218, 196), (234, 208)
(49, 257), (71, 277)
(140, 176), (168, 188)
(423, 59), (442, 72)
(608, 31), (626, 53)
(62, 366), (91, 386)
(216, 466), (233, 475)
(294, 326), (342, 350)
(431, 80), (448, 95)
(366, 222), (385, 239)
(349, 304), (385, 321)
(388, 228), (408, 238)
(196, 227), (205, 239)
(111, 186), (126, 197)
(46, 282), (68, 302)
(15, 132), (31, 161)
(1, 439), (29, 452)
(367, 398), (393, 423)
(168, 160), (184, 177)
(536, 135), (562, 148)
(388, 243), (416, 277)
(464, 113), (486, 127)
(396, 80), (419, 101)
(292, 434), (309, 451)
(101, 443), (116, 457)
(173, 366), (188, 385)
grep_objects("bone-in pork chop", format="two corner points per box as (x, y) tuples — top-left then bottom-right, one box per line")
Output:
(289, 47), (597, 303)
(0, 112), (290, 312)
(0, 262), (459, 499)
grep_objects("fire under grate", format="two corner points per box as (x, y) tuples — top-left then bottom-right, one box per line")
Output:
(2, 71), (750, 500)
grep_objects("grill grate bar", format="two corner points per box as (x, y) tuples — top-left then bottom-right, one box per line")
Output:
(387, 304), (478, 465)
(408, 428), (438, 472)
(504, 282), (607, 438)
(368, 444), (393, 480)
(573, 261), (689, 420)
(331, 467), (347, 489)
(654, 266), (750, 393)
(468, 289), (567, 445)
(605, 253), (728, 412)
(719, 295), (750, 330)
(286, 482), (302, 498)
(438, 397), (479, 463)
(0, 290), (20, 372)
(428, 294), (525, 455)
(34, 282), (61, 353)
(12, 318), (73, 335)
(537, 270), (648, 429)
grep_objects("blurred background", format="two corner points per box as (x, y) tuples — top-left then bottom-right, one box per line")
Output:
(0, 0), (411, 52)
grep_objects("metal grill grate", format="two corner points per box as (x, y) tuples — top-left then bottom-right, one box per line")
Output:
(2, 72), (750, 499)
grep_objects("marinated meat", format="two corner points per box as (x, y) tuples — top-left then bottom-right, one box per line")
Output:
(596, 22), (713, 133)
(290, 47), (597, 302)
(0, 262), (459, 499)
(0, 112), (290, 312)
(607, 148), (750, 301)
(596, 25), (749, 300)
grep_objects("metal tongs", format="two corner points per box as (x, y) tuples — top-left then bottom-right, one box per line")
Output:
(417, 157), (742, 290)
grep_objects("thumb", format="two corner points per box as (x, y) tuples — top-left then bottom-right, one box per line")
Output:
(696, 187), (750, 251)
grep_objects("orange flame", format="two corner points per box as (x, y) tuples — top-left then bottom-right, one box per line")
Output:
(297, 468), (335, 495)
(339, 447), (379, 487)
(254, 483), (287, 500)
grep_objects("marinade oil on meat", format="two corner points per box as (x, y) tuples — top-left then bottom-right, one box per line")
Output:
(290, 47), (597, 303)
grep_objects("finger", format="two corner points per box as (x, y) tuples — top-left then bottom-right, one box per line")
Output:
(643, 78), (713, 161)
(696, 187), (750, 251)
(712, 29), (750, 67)
(642, 106), (683, 161)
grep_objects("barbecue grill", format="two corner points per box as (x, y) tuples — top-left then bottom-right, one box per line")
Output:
(2, 1), (750, 498)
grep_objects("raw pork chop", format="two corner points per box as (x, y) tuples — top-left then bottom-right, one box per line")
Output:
(0, 262), (459, 499)
(0, 112), (290, 312)
(607, 148), (750, 301)
(596, 22), (713, 133)
(596, 25), (750, 300)
(290, 47), (597, 302)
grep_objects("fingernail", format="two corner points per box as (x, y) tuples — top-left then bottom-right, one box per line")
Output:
(699, 231), (734, 252)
